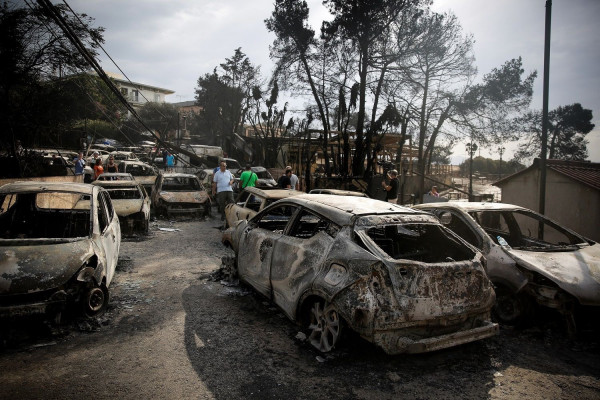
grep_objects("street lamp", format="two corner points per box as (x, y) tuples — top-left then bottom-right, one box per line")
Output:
(466, 142), (478, 201)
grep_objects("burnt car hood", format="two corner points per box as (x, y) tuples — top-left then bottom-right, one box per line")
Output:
(159, 191), (209, 204)
(0, 239), (94, 295)
(113, 199), (143, 216)
(506, 244), (600, 305)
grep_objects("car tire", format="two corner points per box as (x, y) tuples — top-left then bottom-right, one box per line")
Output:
(493, 284), (531, 325)
(83, 283), (109, 318)
(307, 300), (343, 352)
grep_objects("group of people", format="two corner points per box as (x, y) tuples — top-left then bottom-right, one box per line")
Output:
(381, 169), (440, 203)
(277, 166), (299, 190)
(211, 163), (301, 222)
(73, 151), (119, 182)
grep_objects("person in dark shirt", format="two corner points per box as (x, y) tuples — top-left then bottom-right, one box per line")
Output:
(277, 169), (292, 189)
(381, 169), (399, 203)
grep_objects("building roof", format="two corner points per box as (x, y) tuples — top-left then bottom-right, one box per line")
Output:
(494, 158), (600, 191)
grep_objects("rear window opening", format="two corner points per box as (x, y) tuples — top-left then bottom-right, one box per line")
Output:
(365, 223), (474, 262)
(107, 188), (143, 200)
(0, 192), (91, 239)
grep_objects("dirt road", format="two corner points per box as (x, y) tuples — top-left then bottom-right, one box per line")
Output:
(1, 217), (599, 399)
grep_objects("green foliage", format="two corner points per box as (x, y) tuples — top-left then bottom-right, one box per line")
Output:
(194, 48), (259, 158)
(459, 156), (525, 177)
(0, 2), (109, 153)
(514, 103), (594, 161)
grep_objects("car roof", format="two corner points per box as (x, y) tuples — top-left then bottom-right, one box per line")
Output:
(160, 172), (198, 179)
(413, 202), (528, 212)
(97, 173), (133, 178)
(120, 160), (153, 167)
(92, 180), (143, 188)
(309, 188), (367, 197)
(243, 186), (304, 199)
(279, 194), (424, 226)
(0, 181), (96, 195)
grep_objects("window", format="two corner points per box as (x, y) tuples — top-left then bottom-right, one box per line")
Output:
(120, 88), (128, 96)
(256, 205), (297, 233)
(470, 211), (510, 243)
(102, 192), (114, 220)
(289, 209), (338, 239)
(107, 188), (142, 200)
(132, 90), (139, 102)
(154, 93), (160, 102)
(436, 211), (480, 248)
(97, 194), (109, 233)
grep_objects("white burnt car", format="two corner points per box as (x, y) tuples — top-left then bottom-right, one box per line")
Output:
(0, 182), (120, 321)
(151, 172), (211, 217)
(222, 195), (498, 354)
(92, 180), (150, 234)
(413, 202), (600, 331)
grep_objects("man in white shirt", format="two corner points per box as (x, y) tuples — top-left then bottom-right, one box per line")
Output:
(286, 166), (299, 190)
(212, 161), (234, 221)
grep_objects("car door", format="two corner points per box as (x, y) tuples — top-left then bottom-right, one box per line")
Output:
(237, 204), (298, 298)
(270, 208), (338, 319)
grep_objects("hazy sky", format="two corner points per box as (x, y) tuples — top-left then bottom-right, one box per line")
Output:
(59, 0), (599, 162)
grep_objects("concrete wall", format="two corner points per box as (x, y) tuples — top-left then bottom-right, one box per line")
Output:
(499, 169), (600, 242)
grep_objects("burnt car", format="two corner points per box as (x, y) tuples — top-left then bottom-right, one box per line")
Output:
(222, 195), (498, 354)
(224, 187), (305, 228)
(0, 182), (121, 321)
(151, 172), (211, 217)
(412, 202), (600, 331)
(96, 172), (135, 181)
(117, 160), (159, 193)
(232, 166), (278, 191)
(92, 180), (150, 234)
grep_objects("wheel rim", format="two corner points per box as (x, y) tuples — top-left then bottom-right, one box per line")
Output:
(87, 287), (105, 313)
(494, 290), (523, 323)
(308, 302), (341, 352)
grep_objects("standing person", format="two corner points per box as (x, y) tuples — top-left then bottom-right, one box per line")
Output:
(381, 169), (399, 204)
(162, 149), (168, 171)
(105, 156), (118, 175)
(74, 152), (86, 176)
(90, 151), (100, 168)
(212, 161), (234, 221)
(286, 166), (299, 190)
(166, 152), (175, 172)
(278, 169), (292, 189)
(428, 185), (440, 197)
(239, 164), (257, 189)
(93, 158), (104, 180)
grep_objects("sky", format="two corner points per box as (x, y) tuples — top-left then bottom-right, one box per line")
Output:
(57, 0), (600, 162)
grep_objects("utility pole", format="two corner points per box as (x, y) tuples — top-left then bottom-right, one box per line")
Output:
(466, 142), (478, 202)
(498, 146), (505, 179)
(539, 0), (552, 217)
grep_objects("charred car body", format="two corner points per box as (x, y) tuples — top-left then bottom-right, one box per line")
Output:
(223, 195), (498, 354)
(117, 160), (159, 194)
(413, 202), (600, 331)
(225, 187), (305, 228)
(92, 180), (150, 234)
(151, 172), (211, 217)
(0, 182), (121, 321)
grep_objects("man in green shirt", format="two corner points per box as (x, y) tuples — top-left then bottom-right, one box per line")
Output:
(239, 164), (258, 189)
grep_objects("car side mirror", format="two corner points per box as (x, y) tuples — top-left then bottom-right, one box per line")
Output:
(198, 170), (207, 180)
(439, 211), (452, 225)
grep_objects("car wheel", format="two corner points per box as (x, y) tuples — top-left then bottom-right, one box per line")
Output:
(493, 285), (530, 325)
(307, 301), (343, 352)
(83, 283), (109, 318)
